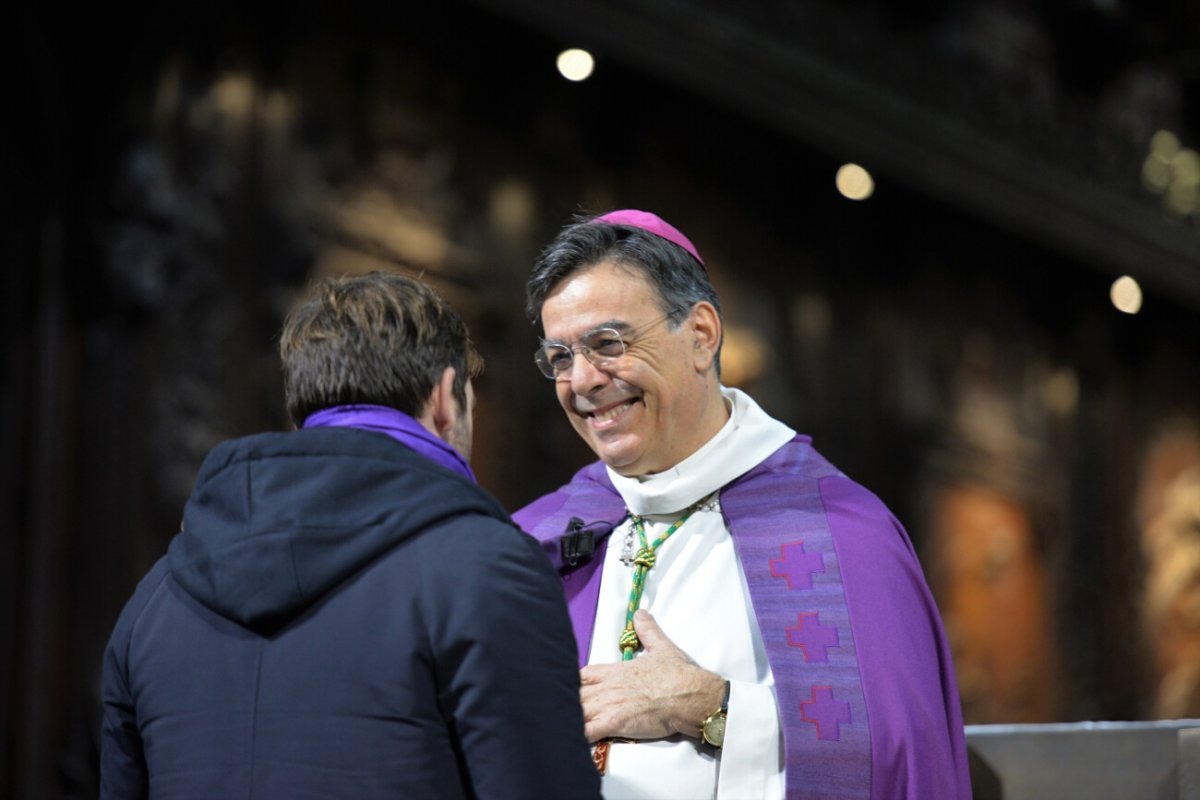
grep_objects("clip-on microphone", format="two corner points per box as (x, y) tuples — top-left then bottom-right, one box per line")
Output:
(560, 517), (614, 566)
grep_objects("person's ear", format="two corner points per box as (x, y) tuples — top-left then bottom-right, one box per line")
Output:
(428, 366), (459, 440)
(688, 301), (721, 372)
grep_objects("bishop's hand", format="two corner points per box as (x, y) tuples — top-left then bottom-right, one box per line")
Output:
(579, 609), (727, 743)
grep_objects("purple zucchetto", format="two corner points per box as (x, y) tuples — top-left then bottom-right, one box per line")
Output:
(591, 209), (705, 268)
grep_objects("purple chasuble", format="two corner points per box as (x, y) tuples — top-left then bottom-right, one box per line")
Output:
(303, 404), (476, 482)
(513, 435), (971, 800)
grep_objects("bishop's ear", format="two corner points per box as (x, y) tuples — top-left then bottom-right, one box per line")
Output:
(688, 301), (722, 372)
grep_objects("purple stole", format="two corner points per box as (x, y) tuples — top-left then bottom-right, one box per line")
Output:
(514, 436), (971, 800)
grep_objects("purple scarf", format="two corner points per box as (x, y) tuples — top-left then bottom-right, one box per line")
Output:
(302, 404), (476, 482)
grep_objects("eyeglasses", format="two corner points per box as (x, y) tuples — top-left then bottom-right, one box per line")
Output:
(534, 309), (682, 379)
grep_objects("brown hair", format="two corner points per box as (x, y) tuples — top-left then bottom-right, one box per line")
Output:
(280, 271), (483, 427)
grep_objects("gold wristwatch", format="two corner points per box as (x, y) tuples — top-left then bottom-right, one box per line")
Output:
(701, 680), (731, 748)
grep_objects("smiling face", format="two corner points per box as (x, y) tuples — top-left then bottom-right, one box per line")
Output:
(539, 260), (727, 477)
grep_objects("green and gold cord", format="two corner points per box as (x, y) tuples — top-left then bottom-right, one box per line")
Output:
(618, 492), (717, 661)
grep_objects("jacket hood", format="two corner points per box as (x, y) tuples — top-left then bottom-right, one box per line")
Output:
(167, 427), (509, 634)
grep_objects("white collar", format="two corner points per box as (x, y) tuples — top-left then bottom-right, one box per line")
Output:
(606, 387), (795, 516)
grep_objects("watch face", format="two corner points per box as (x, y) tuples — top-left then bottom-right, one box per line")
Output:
(704, 712), (727, 747)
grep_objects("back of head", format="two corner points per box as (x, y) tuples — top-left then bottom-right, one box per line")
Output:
(526, 209), (723, 371)
(280, 271), (482, 427)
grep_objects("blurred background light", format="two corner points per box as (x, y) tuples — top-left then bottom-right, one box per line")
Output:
(1042, 367), (1080, 415)
(720, 325), (769, 386)
(1111, 275), (1143, 314)
(1143, 130), (1199, 218)
(836, 162), (875, 200)
(556, 48), (595, 81)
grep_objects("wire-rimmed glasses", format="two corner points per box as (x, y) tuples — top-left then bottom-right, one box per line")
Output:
(534, 309), (682, 379)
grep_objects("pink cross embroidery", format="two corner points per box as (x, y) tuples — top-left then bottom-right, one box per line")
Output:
(800, 686), (851, 741)
(769, 540), (824, 591)
(786, 612), (839, 663)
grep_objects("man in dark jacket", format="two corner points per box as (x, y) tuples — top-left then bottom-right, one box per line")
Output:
(100, 271), (600, 799)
